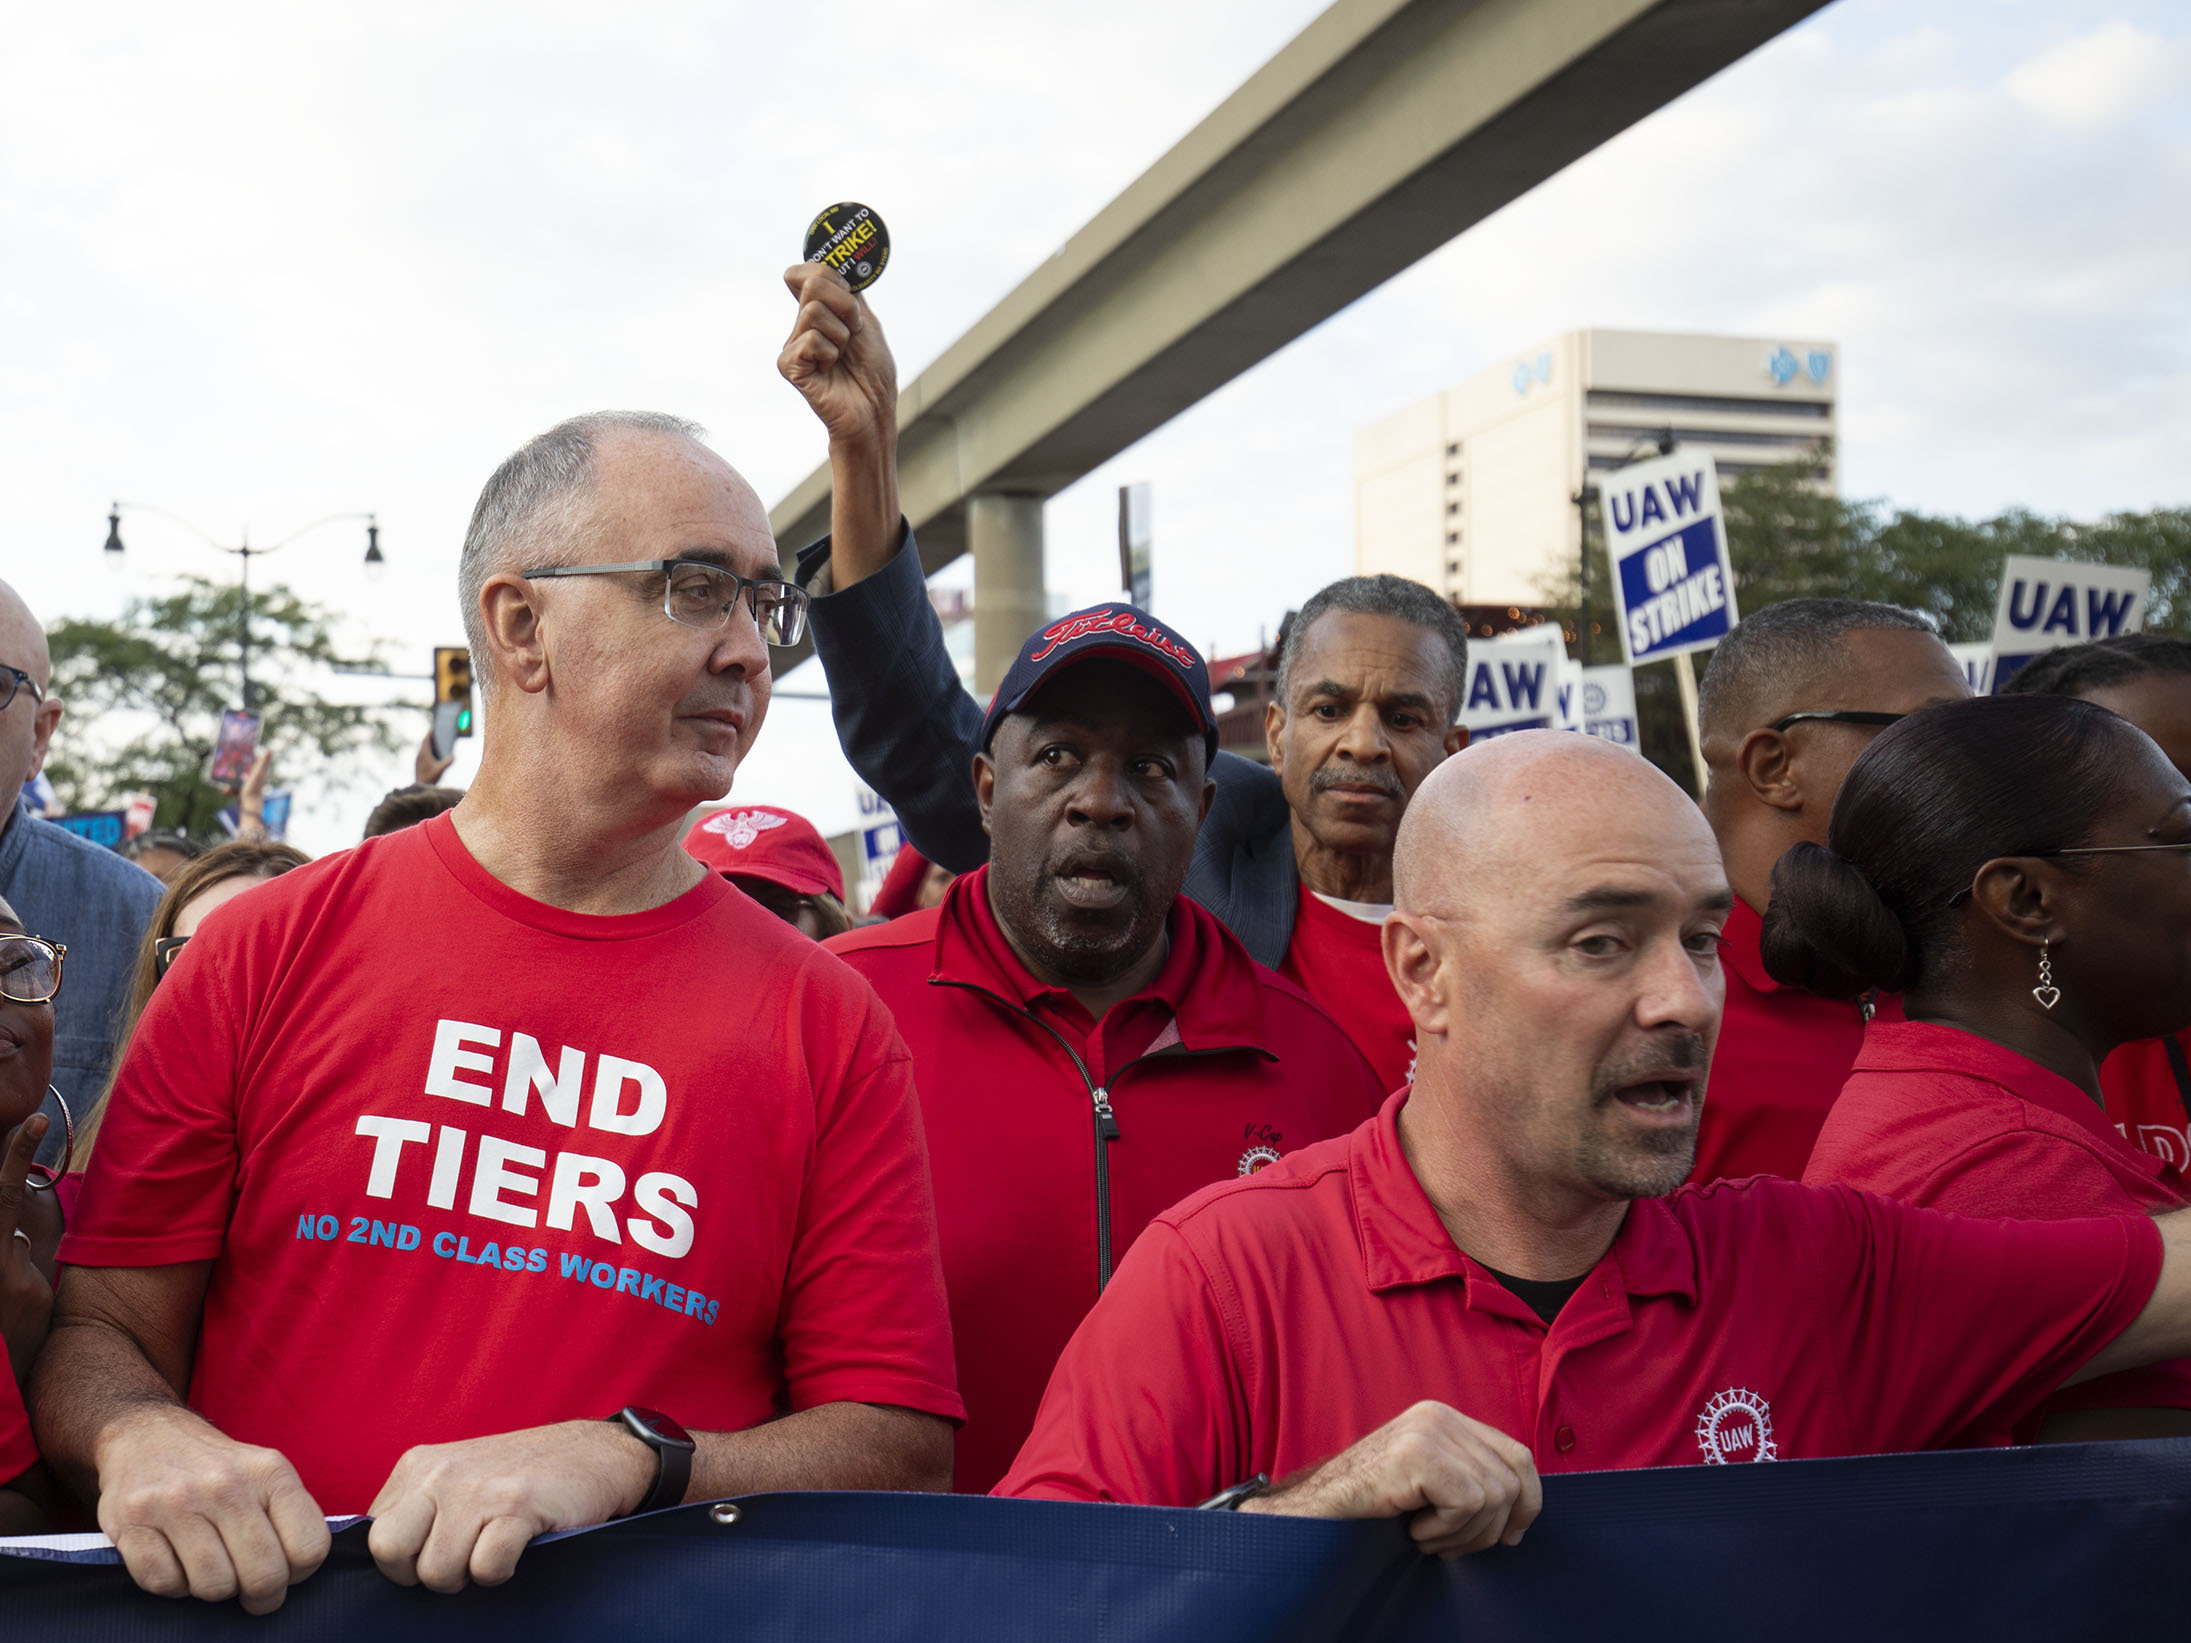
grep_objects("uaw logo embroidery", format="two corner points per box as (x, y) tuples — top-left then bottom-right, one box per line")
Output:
(1694, 1388), (1778, 1465)
(1027, 609), (1197, 671)
(1237, 1145), (1282, 1177)
(704, 810), (789, 851)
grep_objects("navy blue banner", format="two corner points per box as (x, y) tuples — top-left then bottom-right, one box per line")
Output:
(6, 1440), (2188, 1640)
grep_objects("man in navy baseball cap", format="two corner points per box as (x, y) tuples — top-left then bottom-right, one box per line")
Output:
(979, 605), (1219, 760)
(824, 600), (1383, 1492)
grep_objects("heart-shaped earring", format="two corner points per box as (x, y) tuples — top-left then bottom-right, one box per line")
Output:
(2033, 937), (2061, 1011)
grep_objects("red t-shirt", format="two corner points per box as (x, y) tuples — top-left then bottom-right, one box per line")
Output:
(1691, 896), (1877, 1182)
(1278, 884), (1414, 1092)
(827, 868), (1385, 1493)
(998, 1092), (2160, 1504)
(62, 814), (962, 1512)
(2102, 1035), (2191, 1169)
(1805, 1017), (2191, 1432)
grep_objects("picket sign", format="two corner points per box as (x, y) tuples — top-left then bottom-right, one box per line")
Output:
(1946, 642), (1996, 697)
(1582, 664), (1642, 752)
(1600, 451), (1739, 667)
(1990, 556), (2147, 689)
(1596, 448), (1735, 789)
(1461, 624), (1578, 740)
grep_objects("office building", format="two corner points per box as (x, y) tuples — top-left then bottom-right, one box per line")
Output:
(1354, 328), (1837, 606)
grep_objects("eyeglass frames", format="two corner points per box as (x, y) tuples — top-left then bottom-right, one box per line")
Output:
(0, 935), (65, 1004)
(155, 936), (191, 978)
(0, 665), (45, 714)
(519, 560), (811, 648)
(1946, 838), (2191, 905)
(1766, 710), (1906, 734)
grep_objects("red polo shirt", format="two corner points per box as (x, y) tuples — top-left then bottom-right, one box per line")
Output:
(1804, 1017), (2191, 1432)
(0, 1372), (32, 1487)
(998, 1091), (2160, 1504)
(827, 869), (1385, 1494)
(2102, 1035), (2191, 1169)
(1691, 896), (1876, 1182)
(1278, 884), (1416, 1092)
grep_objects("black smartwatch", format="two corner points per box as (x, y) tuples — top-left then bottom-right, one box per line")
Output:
(1197, 1473), (1270, 1511)
(608, 1407), (696, 1517)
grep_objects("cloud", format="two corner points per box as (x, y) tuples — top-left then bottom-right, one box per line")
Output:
(6, 0), (2190, 854)
(2006, 19), (2189, 128)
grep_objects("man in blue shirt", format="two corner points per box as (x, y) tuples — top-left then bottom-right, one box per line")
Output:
(0, 579), (161, 1154)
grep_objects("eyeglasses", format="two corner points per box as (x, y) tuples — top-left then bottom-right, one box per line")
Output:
(0, 935), (65, 1004)
(155, 936), (190, 978)
(519, 560), (810, 648)
(0, 665), (44, 713)
(1946, 838), (2191, 905)
(2042, 840), (2191, 859)
(1767, 710), (1905, 734)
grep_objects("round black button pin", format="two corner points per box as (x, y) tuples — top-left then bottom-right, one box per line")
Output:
(803, 202), (890, 293)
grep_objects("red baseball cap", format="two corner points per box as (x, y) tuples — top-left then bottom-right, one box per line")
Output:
(682, 806), (845, 900)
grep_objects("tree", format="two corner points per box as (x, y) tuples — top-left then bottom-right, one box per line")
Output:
(43, 576), (401, 837)
(1721, 456), (2191, 640)
(1538, 452), (2191, 794)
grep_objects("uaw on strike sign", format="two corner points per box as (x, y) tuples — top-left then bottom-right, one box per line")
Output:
(1600, 448), (1739, 666)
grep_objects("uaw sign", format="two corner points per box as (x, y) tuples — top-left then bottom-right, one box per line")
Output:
(1582, 664), (1641, 751)
(1991, 556), (2148, 690)
(1462, 626), (1576, 740)
(1601, 449), (1739, 666)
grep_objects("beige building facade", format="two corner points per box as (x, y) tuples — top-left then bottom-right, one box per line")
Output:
(1354, 328), (1837, 606)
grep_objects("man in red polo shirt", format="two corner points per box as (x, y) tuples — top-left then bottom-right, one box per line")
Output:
(1690, 599), (1969, 1179)
(827, 608), (1386, 1492)
(33, 412), (961, 1612)
(776, 263), (1466, 1094)
(1000, 733), (2191, 1553)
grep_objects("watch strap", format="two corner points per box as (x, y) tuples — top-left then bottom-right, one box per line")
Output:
(1196, 1473), (1270, 1511)
(609, 1407), (695, 1517)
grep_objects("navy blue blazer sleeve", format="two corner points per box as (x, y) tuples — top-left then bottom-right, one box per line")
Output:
(795, 529), (993, 874)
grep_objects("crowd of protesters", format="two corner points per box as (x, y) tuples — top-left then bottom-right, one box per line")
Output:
(3, 262), (2191, 1607)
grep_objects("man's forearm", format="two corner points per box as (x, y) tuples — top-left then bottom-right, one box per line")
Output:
(688, 1402), (952, 1499)
(825, 425), (901, 591)
(28, 1314), (196, 1503)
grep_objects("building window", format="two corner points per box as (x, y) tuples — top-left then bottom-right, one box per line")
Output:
(1446, 530), (1459, 545)
(1445, 442), (1460, 457)
(1585, 389), (1830, 420)
(1446, 501), (1459, 516)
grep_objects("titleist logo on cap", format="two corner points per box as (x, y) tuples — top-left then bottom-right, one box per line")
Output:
(1028, 609), (1196, 670)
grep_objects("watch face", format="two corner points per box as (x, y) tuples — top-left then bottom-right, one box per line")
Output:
(626, 1407), (696, 1449)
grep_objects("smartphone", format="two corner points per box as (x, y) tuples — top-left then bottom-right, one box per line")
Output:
(207, 709), (261, 790)
(431, 700), (464, 763)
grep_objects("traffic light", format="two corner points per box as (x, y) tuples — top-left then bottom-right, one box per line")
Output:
(432, 648), (474, 761)
(433, 647), (474, 736)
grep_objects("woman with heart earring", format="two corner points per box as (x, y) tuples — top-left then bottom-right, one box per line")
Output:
(1765, 692), (2191, 1444)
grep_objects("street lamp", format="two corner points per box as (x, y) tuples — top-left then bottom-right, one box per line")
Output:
(102, 502), (382, 710)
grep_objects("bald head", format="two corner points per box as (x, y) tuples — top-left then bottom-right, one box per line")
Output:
(1384, 731), (1730, 1217)
(0, 579), (60, 802)
(1394, 731), (1716, 919)
(0, 580), (50, 693)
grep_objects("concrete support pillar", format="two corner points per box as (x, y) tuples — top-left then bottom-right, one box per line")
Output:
(970, 493), (1046, 694)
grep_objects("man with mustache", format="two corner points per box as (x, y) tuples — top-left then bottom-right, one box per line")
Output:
(1000, 733), (2191, 1550)
(823, 608), (1387, 1493)
(778, 266), (1468, 1091)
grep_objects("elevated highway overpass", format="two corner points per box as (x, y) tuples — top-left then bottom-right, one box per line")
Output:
(769, 0), (1833, 686)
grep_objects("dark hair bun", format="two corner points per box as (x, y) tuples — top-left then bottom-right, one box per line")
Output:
(1760, 841), (1913, 999)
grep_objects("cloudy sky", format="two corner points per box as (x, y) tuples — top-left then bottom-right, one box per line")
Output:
(5, 0), (2187, 852)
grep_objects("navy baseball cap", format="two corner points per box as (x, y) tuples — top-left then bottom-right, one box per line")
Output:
(980, 605), (1219, 757)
